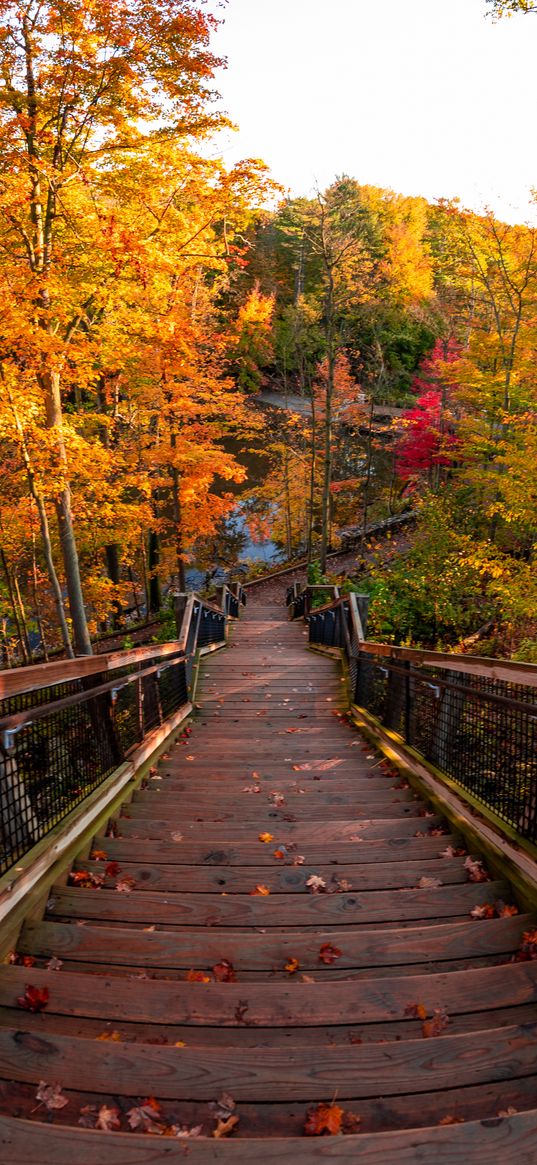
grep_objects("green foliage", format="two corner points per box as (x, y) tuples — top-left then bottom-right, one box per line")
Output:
(365, 492), (498, 646)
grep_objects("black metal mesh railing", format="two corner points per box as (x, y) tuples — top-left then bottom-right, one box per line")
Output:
(0, 592), (238, 876)
(297, 587), (537, 848)
(354, 652), (537, 844)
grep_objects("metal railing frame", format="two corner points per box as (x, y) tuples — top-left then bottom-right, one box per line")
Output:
(292, 587), (537, 848)
(0, 589), (244, 877)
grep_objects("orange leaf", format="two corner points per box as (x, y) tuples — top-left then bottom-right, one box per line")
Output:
(212, 960), (237, 982)
(304, 1101), (344, 1136)
(404, 1002), (427, 1021)
(258, 832), (273, 843)
(186, 969), (211, 983)
(284, 957), (300, 974)
(250, 884), (271, 895)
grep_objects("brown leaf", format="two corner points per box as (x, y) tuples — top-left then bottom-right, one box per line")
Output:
(418, 876), (442, 889)
(96, 1104), (121, 1132)
(46, 957), (63, 972)
(304, 1101), (344, 1136)
(35, 1081), (69, 1111)
(342, 1111), (362, 1133)
(464, 856), (490, 883)
(319, 943), (342, 965)
(250, 884), (270, 896)
(438, 1114), (464, 1125)
(104, 861), (121, 877)
(8, 952), (35, 967)
(127, 1098), (163, 1132)
(306, 874), (326, 893)
(495, 900), (519, 918)
(300, 974), (316, 983)
(116, 875), (136, 893)
(212, 959), (237, 982)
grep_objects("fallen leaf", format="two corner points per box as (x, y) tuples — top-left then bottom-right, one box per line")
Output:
(171, 832), (183, 842)
(186, 969), (212, 983)
(300, 974), (316, 983)
(8, 952), (35, 967)
(35, 1081), (69, 1111)
(405, 1001), (427, 1020)
(250, 884), (271, 896)
(90, 850), (108, 862)
(470, 903), (496, 919)
(212, 960), (237, 982)
(342, 1111), (363, 1133)
(104, 861), (121, 877)
(304, 1101), (344, 1136)
(258, 832), (273, 843)
(46, 957), (63, 972)
(273, 848), (286, 860)
(96, 1030), (123, 1041)
(116, 875), (136, 893)
(495, 900), (519, 918)
(418, 876), (443, 889)
(172, 1123), (204, 1138)
(96, 1104), (121, 1132)
(464, 856), (490, 883)
(438, 1114), (464, 1125)
(422, 1007), (449, 1038)
(68, 870), (104, 888)
(439, 845), (466, 858)
(319, 943), (342, 964)
(306, 874), (327, 893)
(292, 854), (305, 865)
(498, 1106), (518, 1117)
(17, 985), (49, 1012)
(127, 1098), (163, 1132)
(213, 1114), (239, 1138)
(284, 957), (300, 974)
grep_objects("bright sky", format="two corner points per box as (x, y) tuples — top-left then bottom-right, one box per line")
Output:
(210, 0), (537, 224)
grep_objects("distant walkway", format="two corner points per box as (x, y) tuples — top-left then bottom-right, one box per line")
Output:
(257, 388), (404, 420)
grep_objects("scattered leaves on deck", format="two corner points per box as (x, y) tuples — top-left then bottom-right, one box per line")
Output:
(68, 870), (104, 888)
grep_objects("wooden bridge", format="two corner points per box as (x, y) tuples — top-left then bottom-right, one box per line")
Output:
(1, 585), (537, 1161)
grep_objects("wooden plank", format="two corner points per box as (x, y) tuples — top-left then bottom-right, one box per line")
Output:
(91, 835), (459, 866)
(2, 1107), (537, 1163)
(74, 856), (468, 893)
(47, 881), (509, 928)
(114, 816), (445, 840)
(2, 961), (537, 1027)
(19, 914), (530, 970)
(2, 1021), (537, 1100)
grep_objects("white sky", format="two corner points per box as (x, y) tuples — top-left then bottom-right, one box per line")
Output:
(210, 0), (537, 224)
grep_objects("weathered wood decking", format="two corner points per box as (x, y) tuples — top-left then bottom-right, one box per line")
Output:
(1, 599), (537, 1161)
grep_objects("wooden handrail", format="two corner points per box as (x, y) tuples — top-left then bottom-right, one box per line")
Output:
(0, 639), (184, 700)
(305, 591), (537, 689)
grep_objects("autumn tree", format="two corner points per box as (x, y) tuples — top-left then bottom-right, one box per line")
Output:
(0, 0), (226, 653)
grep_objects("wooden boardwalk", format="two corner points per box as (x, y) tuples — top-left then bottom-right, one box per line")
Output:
(1, 599), (537, 1160)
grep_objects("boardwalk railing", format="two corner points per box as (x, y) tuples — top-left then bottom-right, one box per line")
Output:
(0, 590), (243, 877)
(291, 588), (537, 848)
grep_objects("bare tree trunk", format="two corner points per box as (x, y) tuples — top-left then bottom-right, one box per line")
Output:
(3, 374), (74, 657)
(13, 574), (33, 662)
(41, 368), (91, 655)
(170, 463), (186, 592)
(0, 549), (29, 664)
(31, 534), (49, 661)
